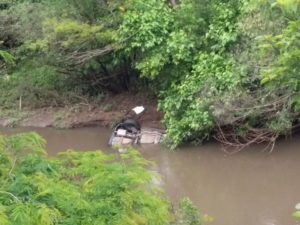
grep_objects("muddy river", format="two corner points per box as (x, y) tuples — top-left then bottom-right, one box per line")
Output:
(1, 126), (300, 225)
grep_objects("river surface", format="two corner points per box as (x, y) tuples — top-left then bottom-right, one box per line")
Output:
(1, 126), (300, 225)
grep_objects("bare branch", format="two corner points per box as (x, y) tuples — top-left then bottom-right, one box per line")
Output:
(68, 45), (114, 64)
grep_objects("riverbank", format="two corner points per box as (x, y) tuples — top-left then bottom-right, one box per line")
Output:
(0, 92), (164, 129)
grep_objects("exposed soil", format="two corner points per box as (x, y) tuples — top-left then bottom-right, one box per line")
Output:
(0, 92), (164, 129)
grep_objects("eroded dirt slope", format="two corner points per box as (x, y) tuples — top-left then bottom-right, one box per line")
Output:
(0, 93), (164, 129)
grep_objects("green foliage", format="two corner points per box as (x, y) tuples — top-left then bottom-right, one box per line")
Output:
(26, 18), (112, 52)
(0, 133), (171, 225)
(260, 20), (300, 87)
(259, 17), (300, 115)
(0, 2), (50, 45)
(0, 50), (14, 64)
(119, 0), (173, 53)
(0, 132), (202, 225)
(0, 58), (69, 108)
(248, 0), (300, 134)
(205, 1), (241, 51)
(0, 0), (135, 108)
(171, 198), (202, 225)
(118, 0), (243, 147)
(159, 53), (237, 148)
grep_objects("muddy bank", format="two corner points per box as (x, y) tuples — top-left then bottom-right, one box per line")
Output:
(0, 93), (164, 129)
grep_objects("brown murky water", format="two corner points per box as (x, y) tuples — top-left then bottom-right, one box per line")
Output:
(1, 127), (300, 225)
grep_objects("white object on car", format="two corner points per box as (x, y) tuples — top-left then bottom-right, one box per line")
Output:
(116, 129), (127, 136)
(132, 106), (145, 115)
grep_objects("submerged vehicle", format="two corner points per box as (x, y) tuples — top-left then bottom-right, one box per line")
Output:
(108, 119), (140, 146)
(108, 106), (165, 146)
(108, 118), (165, 146)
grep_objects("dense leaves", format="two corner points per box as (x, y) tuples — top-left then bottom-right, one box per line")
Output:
(0, 132), (202, 224)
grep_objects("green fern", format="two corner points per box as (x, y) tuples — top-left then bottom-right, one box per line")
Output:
(0, 133), (176, 225)
(0, 50), (14, 65)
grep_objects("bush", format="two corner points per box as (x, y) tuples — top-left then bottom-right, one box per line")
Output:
(0, 132), (202, 225)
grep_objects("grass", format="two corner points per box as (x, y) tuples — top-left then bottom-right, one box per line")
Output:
(0, 108), (29, 127)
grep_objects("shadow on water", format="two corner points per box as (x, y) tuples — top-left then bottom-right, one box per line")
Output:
(1, 127), (300, 225)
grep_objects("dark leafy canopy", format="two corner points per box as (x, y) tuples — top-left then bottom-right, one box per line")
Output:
(0, 132), (202, 225)
(0, 0), (300, 149)
(0, 0), (133, 108)
(117, 0), (300, 149)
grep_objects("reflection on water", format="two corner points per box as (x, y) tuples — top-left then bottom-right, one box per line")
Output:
(1, 127), (300, 225)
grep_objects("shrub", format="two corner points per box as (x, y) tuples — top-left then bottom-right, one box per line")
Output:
(0, 132), (202, 225)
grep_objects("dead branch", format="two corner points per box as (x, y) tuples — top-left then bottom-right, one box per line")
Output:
(214, 122), (279, 154)
(68, 45), (114, 64)
(66, 37), (132, 64)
